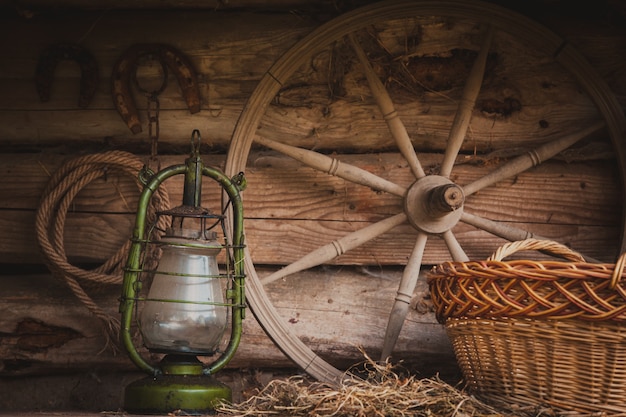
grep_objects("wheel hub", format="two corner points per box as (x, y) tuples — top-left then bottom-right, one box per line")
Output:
(404, 175), (464, 234)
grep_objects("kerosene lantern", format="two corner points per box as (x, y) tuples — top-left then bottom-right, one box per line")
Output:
(119, 130), (246, 414)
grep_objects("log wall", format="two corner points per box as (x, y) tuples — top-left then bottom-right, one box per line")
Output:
(1, 0), (626, 410)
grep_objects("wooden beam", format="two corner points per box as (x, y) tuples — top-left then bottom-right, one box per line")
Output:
(1, 9), (624, 152)
(0, 151), (620, 264)
(0, 268), (458, 377)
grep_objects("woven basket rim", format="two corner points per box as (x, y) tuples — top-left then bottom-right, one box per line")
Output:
(427, 239), (626, 322)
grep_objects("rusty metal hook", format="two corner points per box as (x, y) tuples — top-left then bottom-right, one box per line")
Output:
(35, 42), (99, 108)
(111, 43), (202, 134)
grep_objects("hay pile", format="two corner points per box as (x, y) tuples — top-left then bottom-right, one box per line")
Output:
(218, 354), (530, 417)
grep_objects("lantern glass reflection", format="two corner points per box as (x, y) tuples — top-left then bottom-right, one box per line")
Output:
(139, 227), (227, 354)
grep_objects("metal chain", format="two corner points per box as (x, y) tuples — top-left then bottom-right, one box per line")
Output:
(146, 93), (161, 171)
(132, 54), (168, 173)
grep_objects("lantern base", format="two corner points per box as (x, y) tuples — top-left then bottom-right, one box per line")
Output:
(123, 374), (231, 415)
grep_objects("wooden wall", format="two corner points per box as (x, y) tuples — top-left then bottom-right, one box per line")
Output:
(1, 0), (626, 410)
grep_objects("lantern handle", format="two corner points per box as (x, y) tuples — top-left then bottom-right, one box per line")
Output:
(191, 129), (201, 154)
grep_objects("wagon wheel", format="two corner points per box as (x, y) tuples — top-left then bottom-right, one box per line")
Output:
(225, 0), (626, 383)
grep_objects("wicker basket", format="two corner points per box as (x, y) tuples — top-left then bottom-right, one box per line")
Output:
(427, 239), (626, 415)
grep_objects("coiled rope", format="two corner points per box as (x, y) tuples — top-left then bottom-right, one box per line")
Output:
(35, 151), (170, 344)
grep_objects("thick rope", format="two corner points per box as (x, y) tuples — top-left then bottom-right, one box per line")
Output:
(35, 151), (170, 345)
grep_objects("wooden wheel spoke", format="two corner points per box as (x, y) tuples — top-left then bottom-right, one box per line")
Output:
(461, 211), (547, 241)
(462, 212), (600, 262)
(255, 136), (406, 196)
(380, 232), (427, 361)
(442, 229), (470, 262)
(261, 213), (408, 285)
(440, 27), (494, 178)
(463, 121), (606, 196)
(348, 33), (426, 179)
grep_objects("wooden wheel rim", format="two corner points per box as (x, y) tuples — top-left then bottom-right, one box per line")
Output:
(224, 0), (626, 383)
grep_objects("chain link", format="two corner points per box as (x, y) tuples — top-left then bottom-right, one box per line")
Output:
(132, 54), (168, 173)
(146, 93), (161, 171)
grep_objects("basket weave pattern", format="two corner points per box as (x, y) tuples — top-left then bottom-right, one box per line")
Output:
(430, 240), (626, 322)
(427, 239), (626, 414)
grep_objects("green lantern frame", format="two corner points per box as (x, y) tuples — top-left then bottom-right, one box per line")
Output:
(119, 131), (246, 414)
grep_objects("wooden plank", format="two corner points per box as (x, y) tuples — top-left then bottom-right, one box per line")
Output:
(0, 10), (312, 148)
(0, 153), (225, 211)
(2, 152), (619, 219)
(2, 208), (619, 266)
(237, 148), (625, 262)
(0, 11), (308, 78)
(0, 151), (621, 264)
(245, 220), (620, 265)
(0, 268), (457, 377)
(0, 9), (624, 152)
(241, 152), (621, 224)
(0, 271), (292, 374)
(0, 110), (242, 150)
(257, 74), (602, 154)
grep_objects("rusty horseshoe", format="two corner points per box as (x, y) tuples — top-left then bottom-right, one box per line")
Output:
(111, 43), (201, 134)
(35, 43), (99, 108)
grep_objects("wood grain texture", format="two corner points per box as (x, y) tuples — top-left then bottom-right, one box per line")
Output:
(0, 151), (620, 264)
(0, 8), (624, 151)
(0, 267), (456, 377)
